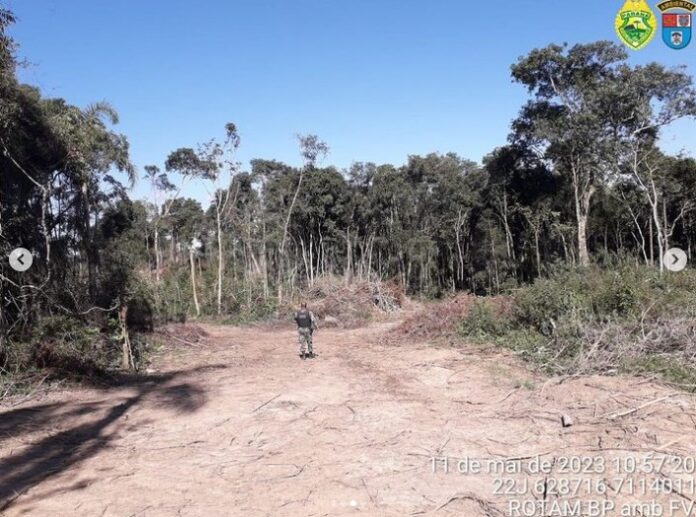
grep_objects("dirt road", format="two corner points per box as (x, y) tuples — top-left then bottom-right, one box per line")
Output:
(2, 320), (695, 516)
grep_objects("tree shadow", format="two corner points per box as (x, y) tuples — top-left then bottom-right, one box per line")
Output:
(0, 365), (223, 511)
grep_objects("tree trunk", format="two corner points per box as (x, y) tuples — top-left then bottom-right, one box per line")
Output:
(572, 162), (595, 268)
(216, 208), (224, 315)
(120, 305), (133, 370)
(300, 236), (310, 285)
(278, 169), (305, 304)
(534, 229), (541, 277)
(576, 187), (595, 268)
(190, 248), (201, 317)
(344, 229), (352, 285)
(154, 225), (161, 282)
(262, 226), (269, 298)
(651, 195), (665, 274)
(649, 215), (654, 266)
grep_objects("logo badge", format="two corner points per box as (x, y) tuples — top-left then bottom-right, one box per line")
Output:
(615, 0), (658, 50)
(657, 0), (695, 49)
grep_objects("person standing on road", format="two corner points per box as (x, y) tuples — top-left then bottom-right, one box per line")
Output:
(295, 302), (318, 360)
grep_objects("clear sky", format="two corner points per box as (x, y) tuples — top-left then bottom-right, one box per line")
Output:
(7, 0), (696, 203)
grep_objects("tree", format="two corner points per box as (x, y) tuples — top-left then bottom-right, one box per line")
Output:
(276, 134), (328, 302)
(143, 165), (176, 281)
(166, 124), (240, 315)
(484, 144), (559, 280)
(511, 42), (629, 267)
(609, 64), (696, 271)
(97, 200), (148, 369)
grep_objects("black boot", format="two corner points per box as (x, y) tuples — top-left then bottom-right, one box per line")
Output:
(300, 353), (306, 360)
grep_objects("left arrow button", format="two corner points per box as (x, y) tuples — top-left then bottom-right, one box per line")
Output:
(8, 248), (33, 272)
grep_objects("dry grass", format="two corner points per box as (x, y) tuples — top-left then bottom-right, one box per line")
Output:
(545, 316), (696, 382)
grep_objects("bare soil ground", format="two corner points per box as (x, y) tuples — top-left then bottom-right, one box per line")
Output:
(2, 318), (696, 516)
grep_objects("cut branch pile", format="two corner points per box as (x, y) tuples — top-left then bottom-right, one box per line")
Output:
(300, 278), (404, 328)
(394, 295), (478, 340)
(549, 316), (696, 377)
(157, 324), (210, 347)
(393, 295), (512, 341)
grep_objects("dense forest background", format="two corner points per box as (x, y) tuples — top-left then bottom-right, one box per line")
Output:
(1, 6), (696, 379)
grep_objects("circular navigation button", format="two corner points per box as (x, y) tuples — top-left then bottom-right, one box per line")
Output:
(8, 248), (33, 272)
(663, 248), (687, 273)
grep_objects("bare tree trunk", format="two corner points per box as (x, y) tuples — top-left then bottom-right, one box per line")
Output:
(559, 229), (569, 262)
(216, 208), (224, 315)
(649, 215), (654, 266)
(154, 225), (161, 282)
(145, 235), (151, 270)
(662, 197), (670, 252)
(344, 229), (352, 285)
(626, 204), (649, 265)
(259, 177), (269, 300)
(576, 204), (592, 268)
(278, 169), (305, 304)
(190, 248), (201, 317)
(652, 199), (665, 273)
(572, 163), (595, 268)
(300, 236), (310, 285)
(603, 226), (609, 255)
(309, 233), (315, 286)
(489, 223), (500, 292)
(367, 235), (374, 281)
(455, 211), (466, 289)
(534, 229), (541, 277)
(498, 191), (515, 262)
(120, 305), (133, 370)
(42, 186), (51, 268)
(318, 228), (325, 278)
(261, 219), (269, 299)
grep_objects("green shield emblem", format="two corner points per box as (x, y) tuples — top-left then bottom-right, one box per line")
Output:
(615, 0), (658, 50)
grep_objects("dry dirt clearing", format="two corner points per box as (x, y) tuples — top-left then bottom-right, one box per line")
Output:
(1, 320), (696, 516)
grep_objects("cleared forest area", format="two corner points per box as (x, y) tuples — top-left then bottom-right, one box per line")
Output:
(2, 3), (696, 390)
(2, 318), (696, 516)
(1, 3), (696, 514)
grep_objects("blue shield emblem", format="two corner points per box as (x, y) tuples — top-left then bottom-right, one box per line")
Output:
(658, 1), (694, 49)
(663, 15), (692, 49)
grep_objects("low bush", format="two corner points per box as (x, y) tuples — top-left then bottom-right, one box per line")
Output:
(459, 299), (510, 338)
(0, 311), (154, 400)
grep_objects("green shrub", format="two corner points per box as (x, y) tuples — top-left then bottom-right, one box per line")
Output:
(31, 315), (107, 374)
(460, 300), (508, 337)
(29, 313), (152, 375)
(624, 356), (696, 388)
(513, 274), (587, 327)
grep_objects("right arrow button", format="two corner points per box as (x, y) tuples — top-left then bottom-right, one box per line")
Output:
(664, 248), (688, 273)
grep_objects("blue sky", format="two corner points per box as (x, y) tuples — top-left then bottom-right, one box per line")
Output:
(7, 0), (696, 203)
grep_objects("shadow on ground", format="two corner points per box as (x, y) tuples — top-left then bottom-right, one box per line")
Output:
(0, 365), (224, 511)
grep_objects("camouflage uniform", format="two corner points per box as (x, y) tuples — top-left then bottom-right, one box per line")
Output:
(295, 308), (318, 357)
